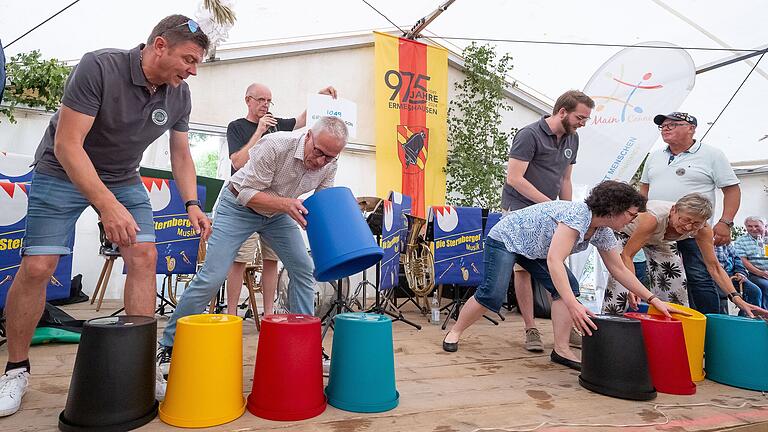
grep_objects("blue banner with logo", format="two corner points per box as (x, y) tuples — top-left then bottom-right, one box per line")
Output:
(0, 182), (72, 308)
(378, 199), (402, 290)
(139, 178), (206, 275)
(0, 152), (35, 183)
(388, 191), (411, 253)
(430, 206), (482, 286)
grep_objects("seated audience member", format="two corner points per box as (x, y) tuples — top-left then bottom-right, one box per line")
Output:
(733, 216), (768, 308)
(714, 243), (762, 315)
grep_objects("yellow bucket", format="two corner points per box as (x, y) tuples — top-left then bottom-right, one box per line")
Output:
(159, 314), (246, 427)
(648, 302), (706, 381)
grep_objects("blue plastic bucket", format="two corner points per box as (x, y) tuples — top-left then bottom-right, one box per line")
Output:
(303, 187), (383, 282)
(325, 313), (399, 412)
(705, 314), (768, 391)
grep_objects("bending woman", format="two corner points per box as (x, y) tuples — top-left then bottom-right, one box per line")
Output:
(442, 181), (683, 370)
(602, 193), (768, 318)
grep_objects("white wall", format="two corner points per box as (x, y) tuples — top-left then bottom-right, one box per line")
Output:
(715, 173), (768, 230)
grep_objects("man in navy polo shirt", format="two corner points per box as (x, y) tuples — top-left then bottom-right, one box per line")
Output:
(0, 14), (211, 416)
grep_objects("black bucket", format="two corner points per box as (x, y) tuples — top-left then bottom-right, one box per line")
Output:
(579, 315), (656, 401)
(59, 316), (158, 432)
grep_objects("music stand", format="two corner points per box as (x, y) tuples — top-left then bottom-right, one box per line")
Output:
(363, 199), (421, 330)
(320, 278), (356, 337)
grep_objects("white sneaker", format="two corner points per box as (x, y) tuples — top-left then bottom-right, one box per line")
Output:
(155, 367), (167, 402)
(0, 368), (29, 417)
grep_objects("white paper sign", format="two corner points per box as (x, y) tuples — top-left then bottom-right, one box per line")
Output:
(306, 94), (358, 139)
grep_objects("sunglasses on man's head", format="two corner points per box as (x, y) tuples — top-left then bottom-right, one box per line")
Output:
(173, 20), (199, 33)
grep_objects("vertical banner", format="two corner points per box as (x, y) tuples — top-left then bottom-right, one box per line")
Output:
(429, 206), (482, 285)
(375, 32), (448, 218)
(572, 42), (695, 187)
(379, 199), (401, 290)
(141, 178), (206, 275)
(0, 182), (72, 308)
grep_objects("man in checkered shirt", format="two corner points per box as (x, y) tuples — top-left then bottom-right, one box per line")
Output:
(733, 216), (768, 308)
(158, 116), (347, 355)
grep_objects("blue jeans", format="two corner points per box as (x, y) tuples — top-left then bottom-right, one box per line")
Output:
(633, 260), (649, 287)
(747, 274), (768, 309)
(22, 171), (155, 255)
(474, 237), (579, 312)
(677, 238), (720, 314)
(159, 186), (315, 348)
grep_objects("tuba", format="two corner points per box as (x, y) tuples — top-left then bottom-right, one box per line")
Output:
(402, 214), (435, 313)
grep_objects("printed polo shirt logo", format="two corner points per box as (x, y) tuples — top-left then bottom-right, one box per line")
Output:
(564, 148), (573, 159)
(676, 167), (686, 176)
(151, 109), (168, 126)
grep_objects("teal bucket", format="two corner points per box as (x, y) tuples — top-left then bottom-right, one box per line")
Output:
(704, 314), (768, 391)
(325, 313), (399, 413)
(303, 187), (384, 282)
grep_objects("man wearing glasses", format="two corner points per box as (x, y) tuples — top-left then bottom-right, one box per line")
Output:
(500, 90), (594, 354)
(0, 15), (211, 416)
(639, 112), (741, 314)
(218, 83), (336, 324)
(156, 116), (347, 388)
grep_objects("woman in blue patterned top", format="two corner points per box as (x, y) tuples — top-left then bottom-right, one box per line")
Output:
(442, 181), (684, 371)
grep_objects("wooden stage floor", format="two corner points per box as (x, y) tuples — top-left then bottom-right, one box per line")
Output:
(3, 300), (767, 432)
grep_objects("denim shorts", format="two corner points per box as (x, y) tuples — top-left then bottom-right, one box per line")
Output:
(21, 171), (155, 256)
(474, 237), (580, 312)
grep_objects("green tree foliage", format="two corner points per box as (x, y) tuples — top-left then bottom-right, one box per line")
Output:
(1, 50), (71, 123)
(445, 43), (516, 210)
(195, 152), (219, 178)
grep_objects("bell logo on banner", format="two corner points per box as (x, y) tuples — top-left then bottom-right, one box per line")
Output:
(375, 32), (448, 218)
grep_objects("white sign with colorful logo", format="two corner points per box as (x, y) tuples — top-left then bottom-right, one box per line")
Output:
(572, 41), (695, 187)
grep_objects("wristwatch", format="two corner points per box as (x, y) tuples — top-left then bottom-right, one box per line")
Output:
(184, 199), (202, 210)
(718, 219), (734, 228)
(727, 291), (742, 302)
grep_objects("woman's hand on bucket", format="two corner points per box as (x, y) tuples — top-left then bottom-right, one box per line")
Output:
(567, 300), (597, 336)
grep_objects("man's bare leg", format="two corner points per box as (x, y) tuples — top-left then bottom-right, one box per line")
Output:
(121, 243), (158, 316)
(226, 262), (246, 315)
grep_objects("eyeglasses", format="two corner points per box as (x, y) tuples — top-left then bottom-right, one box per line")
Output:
(247, 96), (274, 107)
(573, 114), (591, 122)
(309, 134), (338, 163)
(658, 122), (690, 131)
(677, 215), (705, 230)
(625, 210), (639, 219)
(173, 19), (200, 33)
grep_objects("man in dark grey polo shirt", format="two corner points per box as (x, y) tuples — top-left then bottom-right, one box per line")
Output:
(0, 15), (211, 416)
(501, 90), (594, 353)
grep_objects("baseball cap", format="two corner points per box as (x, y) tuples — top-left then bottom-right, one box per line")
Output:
(653, 112), (697, 127)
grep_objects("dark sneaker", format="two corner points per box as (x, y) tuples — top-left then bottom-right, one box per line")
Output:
(156, 346), (172, 377)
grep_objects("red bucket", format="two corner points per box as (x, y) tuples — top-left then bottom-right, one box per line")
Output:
(246, 314), (327, 420)
(625, 313), (695, 395)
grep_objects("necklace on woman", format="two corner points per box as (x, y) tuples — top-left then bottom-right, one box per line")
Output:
(139, 51), (158, 94)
